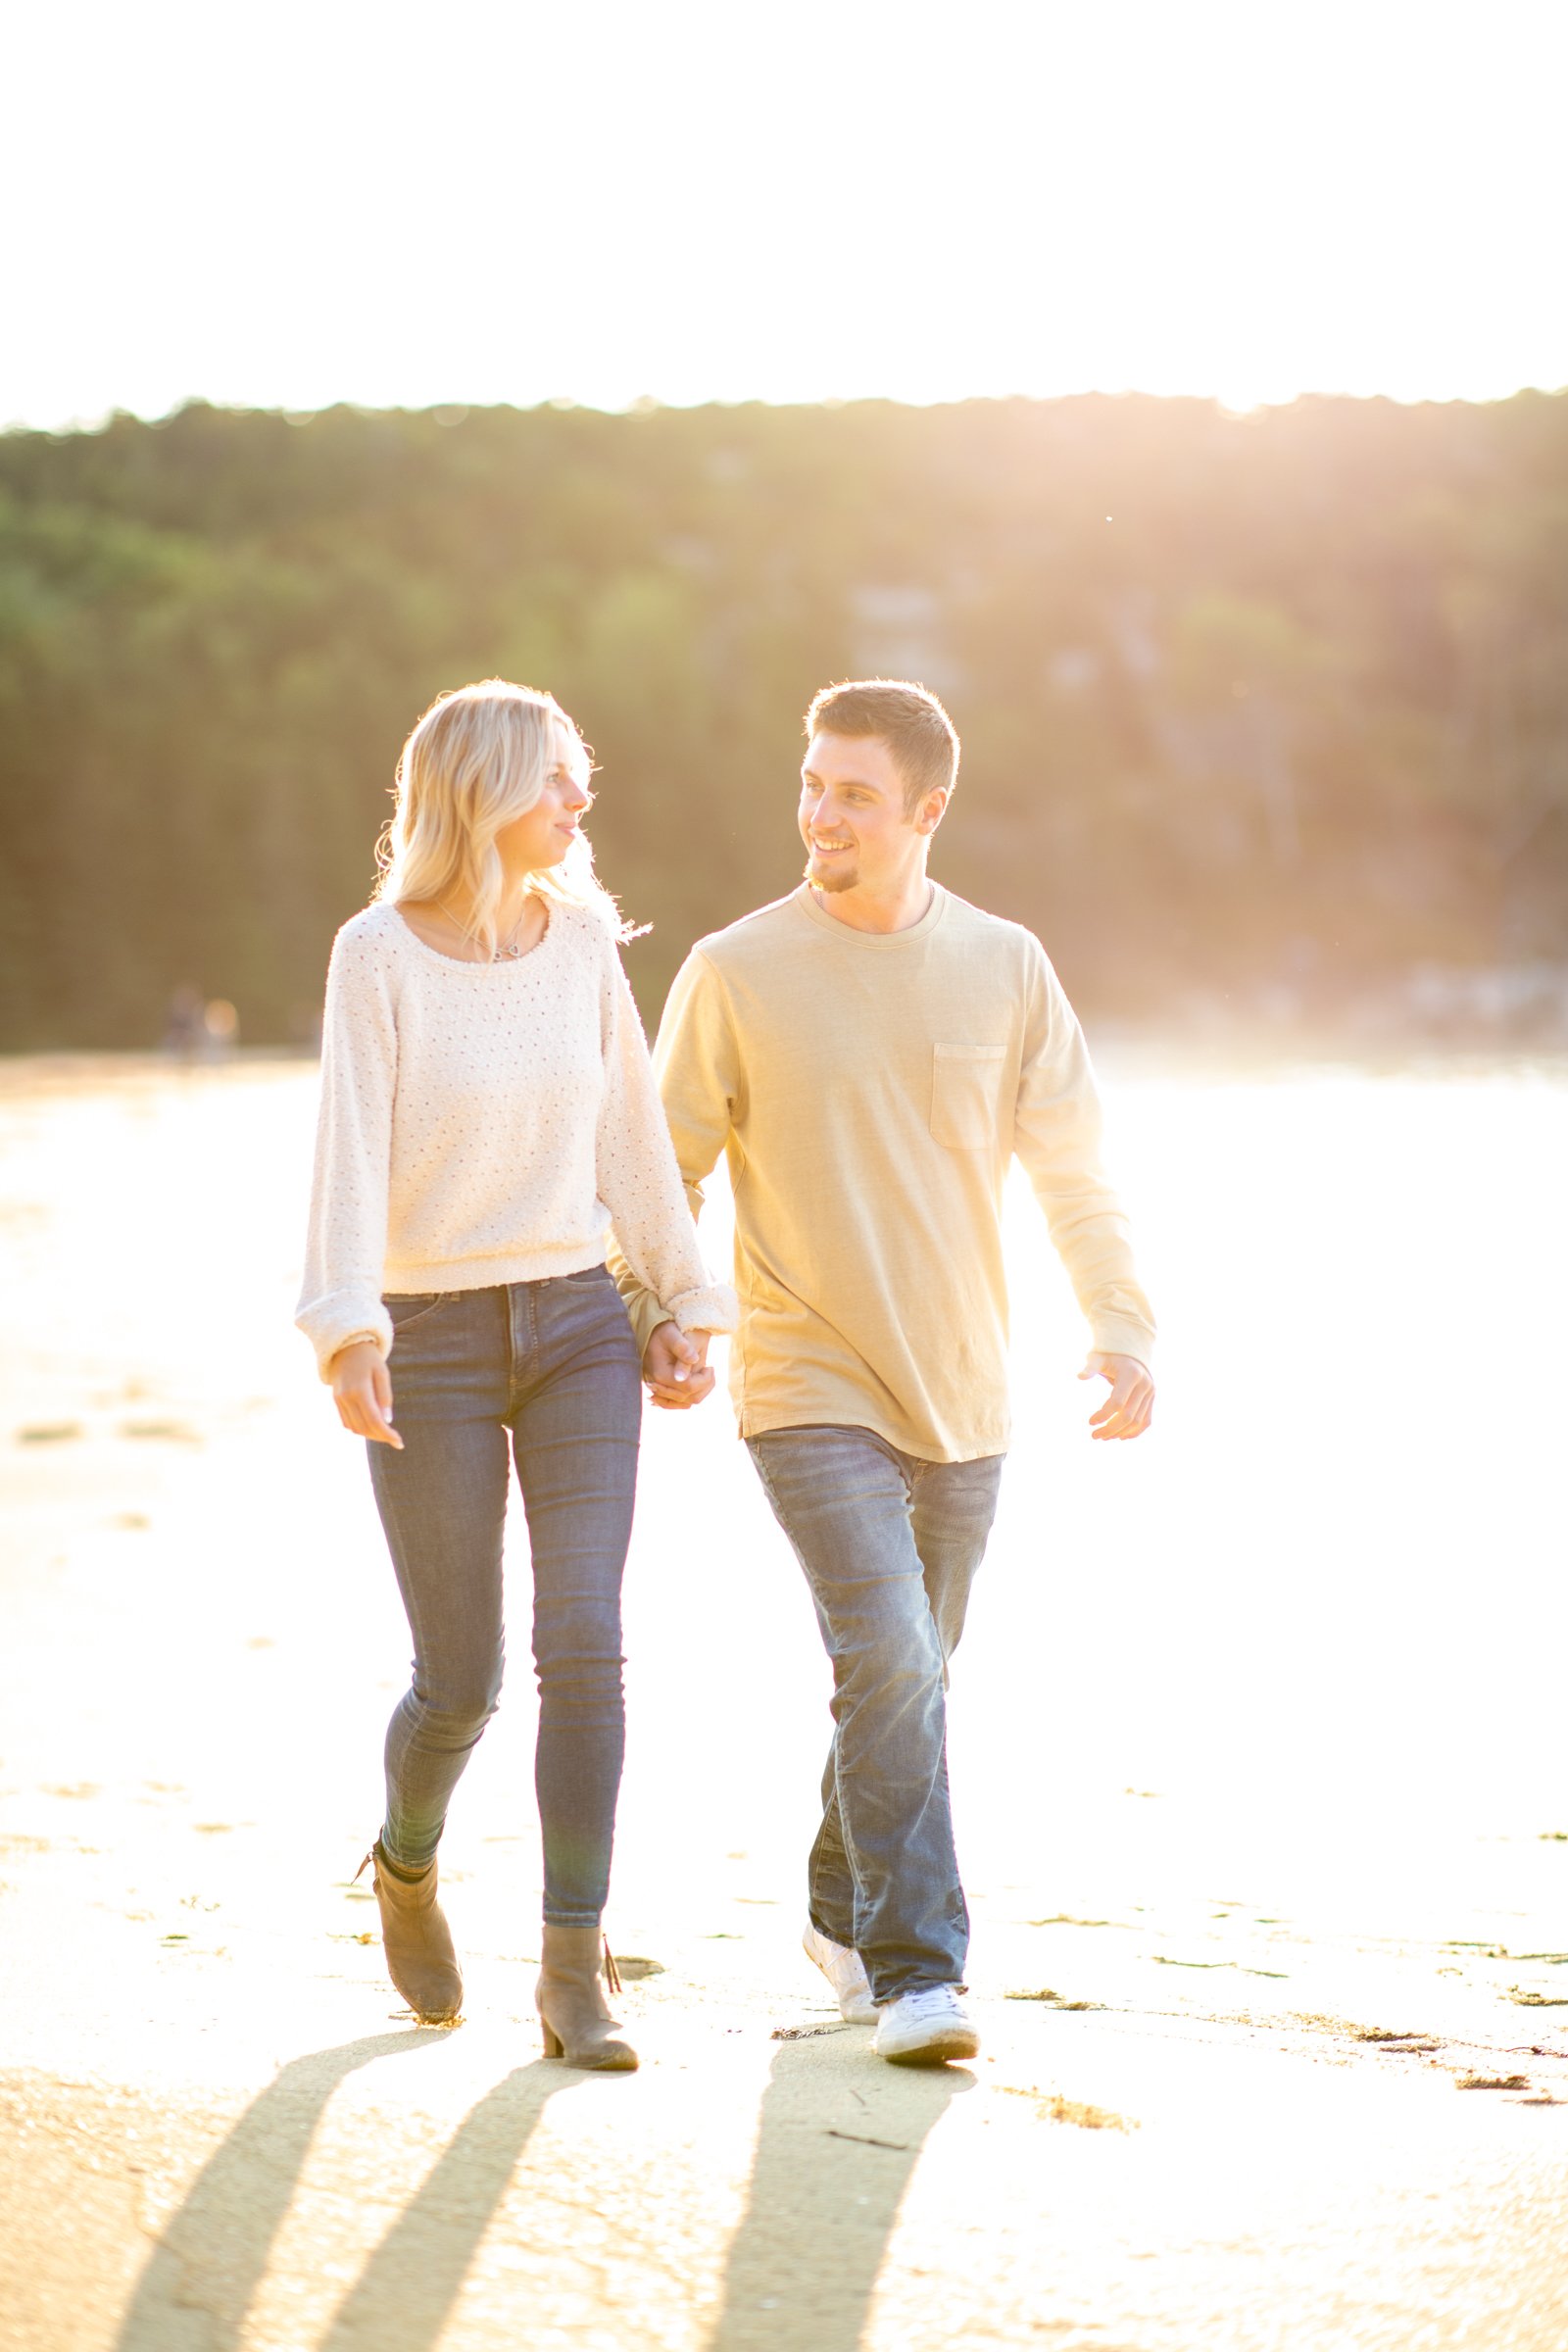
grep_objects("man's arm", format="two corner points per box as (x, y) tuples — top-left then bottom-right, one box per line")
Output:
(1012, 943), (1156, 1440)
(605, 948), (740, 1406)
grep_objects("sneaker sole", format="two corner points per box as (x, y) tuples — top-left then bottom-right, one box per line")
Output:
(878, 2027), (981, 2067)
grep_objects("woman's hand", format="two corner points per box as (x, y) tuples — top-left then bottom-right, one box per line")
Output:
(331, 1340), (404, 1447)
(643, 1321), (715, 1411)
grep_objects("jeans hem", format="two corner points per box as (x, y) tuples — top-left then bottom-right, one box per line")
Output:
(376, 1833), (438, 1879)
(808, 1908), (857, 1948)
(870, 1974), (970, 2005)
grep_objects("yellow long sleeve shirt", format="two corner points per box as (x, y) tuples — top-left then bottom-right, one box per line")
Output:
(613, 882), (1154, 1463)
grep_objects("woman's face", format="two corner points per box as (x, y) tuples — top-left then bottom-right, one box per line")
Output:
(494, 725), (592, 874)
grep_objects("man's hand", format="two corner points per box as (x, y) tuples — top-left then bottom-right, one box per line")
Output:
(331, 1340), (403, 1448)
(1079, 1351), (1154, 1442)
(643, 1321), (716, 1411)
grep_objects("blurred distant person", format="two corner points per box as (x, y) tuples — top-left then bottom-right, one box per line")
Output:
(613, 680), (1154, 2068)
(162, 983), (205, 1059)
(297, 680), (734, 2068)
(202, 998), (239, 1056)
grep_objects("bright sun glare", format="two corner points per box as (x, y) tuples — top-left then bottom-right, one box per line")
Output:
(6, 0), (1565, 427)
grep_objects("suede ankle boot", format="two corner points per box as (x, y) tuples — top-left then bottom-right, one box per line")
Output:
(536, 1925), (637, 2070)
(358, 1842), (463, 2024)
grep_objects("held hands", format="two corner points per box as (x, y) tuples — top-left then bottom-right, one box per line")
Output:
(331, 1339), (403, 1448)
(643, 1320), (716, 1411)
(1079, 1351), (1154, 1442)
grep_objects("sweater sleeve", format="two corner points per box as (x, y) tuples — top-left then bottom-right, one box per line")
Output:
(1012, 942), (1156, 1368)
(595, 937), (737, 1346)
(295, 923), (399, 1380)
(607, 946), (742, 1357)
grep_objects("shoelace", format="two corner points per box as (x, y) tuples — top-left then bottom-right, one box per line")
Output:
(896, 1986), (965, 2019)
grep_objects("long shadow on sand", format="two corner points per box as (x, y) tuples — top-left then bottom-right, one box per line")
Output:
(315, 2060), (572, 2350)
(114, 2027), (443, 2351)
(113, 2029), (571, 2352)
(707, 2036), (971, 2351)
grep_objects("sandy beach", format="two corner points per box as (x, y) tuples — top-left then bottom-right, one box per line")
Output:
(3, 1050), (1568, 2352)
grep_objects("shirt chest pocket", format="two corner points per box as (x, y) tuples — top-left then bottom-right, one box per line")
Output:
(930, 1044), (1008, 1150)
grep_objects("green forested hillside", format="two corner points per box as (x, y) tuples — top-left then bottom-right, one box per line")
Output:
(2, 393), (1564, 1046)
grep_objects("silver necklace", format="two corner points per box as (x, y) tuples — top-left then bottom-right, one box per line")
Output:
(437, 896), (536, 961)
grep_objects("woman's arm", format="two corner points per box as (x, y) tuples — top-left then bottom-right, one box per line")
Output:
(594, 940), (738, 1340)
(295, 923), (400, 1384)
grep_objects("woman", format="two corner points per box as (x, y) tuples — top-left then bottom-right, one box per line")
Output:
(296, 679), (733, 2070)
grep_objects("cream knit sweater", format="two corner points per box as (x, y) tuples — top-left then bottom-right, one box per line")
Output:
(296, 900), (736, 1378)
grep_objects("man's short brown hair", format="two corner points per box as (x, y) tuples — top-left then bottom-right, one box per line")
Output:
(805, 679), (960, 814)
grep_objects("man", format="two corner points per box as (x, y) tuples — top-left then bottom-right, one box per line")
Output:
(614, 679), (1154, 2066)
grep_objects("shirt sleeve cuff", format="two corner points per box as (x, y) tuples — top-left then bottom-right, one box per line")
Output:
(1088, 1317), (1154, 1371)
(667, 1283), (739, 1337)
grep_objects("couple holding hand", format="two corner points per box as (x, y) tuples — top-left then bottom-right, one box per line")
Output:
(297, 675), (1154, 2073)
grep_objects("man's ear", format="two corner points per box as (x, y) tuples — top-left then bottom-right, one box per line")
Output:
(915, 787), (950, 837)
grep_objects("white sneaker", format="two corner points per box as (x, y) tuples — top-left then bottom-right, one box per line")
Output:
(874, 1984), (980, 2066)
(802, 1923), (878, 2026)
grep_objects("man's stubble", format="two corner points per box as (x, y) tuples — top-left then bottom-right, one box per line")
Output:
(802, 855), (858, 896)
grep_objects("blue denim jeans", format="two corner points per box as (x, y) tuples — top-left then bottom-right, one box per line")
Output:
(366, 1268), (642, 1927)
(746, 1426), (1004, 2004)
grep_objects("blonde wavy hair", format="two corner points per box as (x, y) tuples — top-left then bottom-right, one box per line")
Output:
(374, 680), (635, 950)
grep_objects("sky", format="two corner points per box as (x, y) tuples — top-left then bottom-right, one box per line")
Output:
(6, 0), (1565, 428)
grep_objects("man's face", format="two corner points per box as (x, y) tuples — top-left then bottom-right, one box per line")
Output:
(798, 731), (933, 897)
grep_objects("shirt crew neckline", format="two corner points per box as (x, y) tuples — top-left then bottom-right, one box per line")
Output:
(388, 897), (558, 973)
(791, 880), (950, 949)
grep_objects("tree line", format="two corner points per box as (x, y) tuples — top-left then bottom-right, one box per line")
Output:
(1, 390), (1564, 1049)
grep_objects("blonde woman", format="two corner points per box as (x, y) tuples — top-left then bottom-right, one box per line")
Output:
(297, 680), (734, 2069)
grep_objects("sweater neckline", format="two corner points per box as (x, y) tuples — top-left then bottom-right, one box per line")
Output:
(388, 898), (557, 971)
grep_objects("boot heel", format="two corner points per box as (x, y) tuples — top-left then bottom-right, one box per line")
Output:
(534, 1923), (639, 2071)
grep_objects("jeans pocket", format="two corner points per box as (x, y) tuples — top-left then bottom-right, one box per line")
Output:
(384, 1292), (454, 1335)
(929, 1045), (1007, 1149)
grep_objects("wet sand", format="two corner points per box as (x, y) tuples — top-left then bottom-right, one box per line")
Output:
(3, 1052), (1568, 2351)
